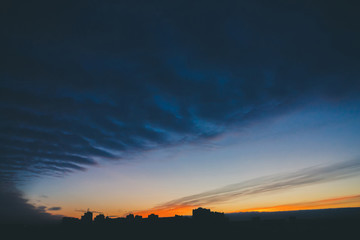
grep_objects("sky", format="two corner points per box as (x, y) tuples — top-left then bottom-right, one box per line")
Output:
(1, 0), (360, 222)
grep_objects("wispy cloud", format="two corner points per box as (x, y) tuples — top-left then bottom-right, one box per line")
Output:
(136, 159), (360, 216)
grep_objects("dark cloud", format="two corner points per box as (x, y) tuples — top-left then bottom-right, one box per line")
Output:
(37, 205), (47, 211)
(1, 0), (360, 181)
(48, 207), (61, 211)
(144, 159), (360, 212)
(0, 183), (61, 224)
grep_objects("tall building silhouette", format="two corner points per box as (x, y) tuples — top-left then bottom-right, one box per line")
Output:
(81, 210), (93, 224)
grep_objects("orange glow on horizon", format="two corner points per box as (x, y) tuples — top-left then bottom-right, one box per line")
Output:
(132, 195), (360, 217)
(58, 194), (360, 219)
(236, 194), (360, 213)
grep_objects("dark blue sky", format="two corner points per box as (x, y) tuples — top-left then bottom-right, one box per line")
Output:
(1, 0), (360, 222)
(1, 0), (359, 182)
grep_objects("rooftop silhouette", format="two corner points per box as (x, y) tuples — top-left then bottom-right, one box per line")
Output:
(62, 207), (228, 225)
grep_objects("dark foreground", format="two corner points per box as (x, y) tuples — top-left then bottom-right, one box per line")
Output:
(1, 217), (359, 240)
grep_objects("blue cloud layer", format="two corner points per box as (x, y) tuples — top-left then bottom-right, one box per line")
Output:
(1, 0), (360, 181)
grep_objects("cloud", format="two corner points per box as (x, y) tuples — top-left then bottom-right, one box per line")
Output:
(137, 159), (360, 215)
(48, 207), (61, 211)
(1, 0), (360, 181)
(0, 183), (61, 224)
(37, 205), (47, 211)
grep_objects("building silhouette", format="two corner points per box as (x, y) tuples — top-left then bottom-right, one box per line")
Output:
(134, 215), (143, 222)
(148, 213), (159, 222)
(126, 213), (135, 222)
(94, 214), (105, 224)
(81, 210), (93, 224)
(192, 207), (227, 222)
